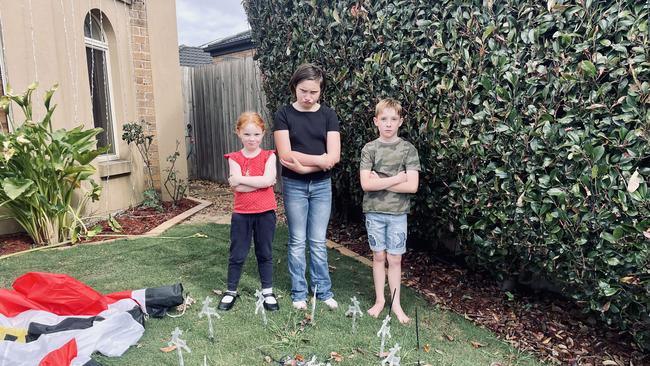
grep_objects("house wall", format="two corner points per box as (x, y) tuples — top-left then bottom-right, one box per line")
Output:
(144, 0), (188, 200)
(212, 48), (255, 63)
(0, 0), (185, 234)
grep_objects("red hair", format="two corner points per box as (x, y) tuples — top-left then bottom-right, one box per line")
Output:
(235, 112), (266, 133)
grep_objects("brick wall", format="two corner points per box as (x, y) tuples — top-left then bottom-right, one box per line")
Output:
(129, 0), (161, 191)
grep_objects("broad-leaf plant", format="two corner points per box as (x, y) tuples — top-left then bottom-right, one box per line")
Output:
(0, 83), (105, 245)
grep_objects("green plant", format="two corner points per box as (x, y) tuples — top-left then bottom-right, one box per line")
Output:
(245, 0), (650, 348)
(0, 83), (106, 245)
(122, 121), (161, 208)
(163, 140), (187, 206)
(107, 214), (123, 233)
(142, 188), (162, 212)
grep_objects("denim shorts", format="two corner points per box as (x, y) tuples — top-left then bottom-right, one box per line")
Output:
(365, 212), (407, 255)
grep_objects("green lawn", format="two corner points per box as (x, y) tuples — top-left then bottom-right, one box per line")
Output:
(0, 224), (544, 365)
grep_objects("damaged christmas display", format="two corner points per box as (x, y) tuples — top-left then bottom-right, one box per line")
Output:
(168, 327), (191, 366)
(345, 296), (363, 333)
(377, 314), (392, 356)
(0, 272), (183, 365)
(198, 296), (220, 343)
(255, 289), (268, 326)
(381, 343), (401, 366)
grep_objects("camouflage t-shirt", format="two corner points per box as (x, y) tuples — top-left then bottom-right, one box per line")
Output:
(360, 138), (421, 214)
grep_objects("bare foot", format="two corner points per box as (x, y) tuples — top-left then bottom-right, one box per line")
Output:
(392, 305), (410, 324)
(367, 302), (385, 318)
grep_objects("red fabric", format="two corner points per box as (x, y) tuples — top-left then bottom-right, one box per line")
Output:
(38, 339), (78, 366)
(105, 290), (133, 304)
(0, 288), (43, 317)
(1, 272), (108, 317)
(224, 149), (277, 213)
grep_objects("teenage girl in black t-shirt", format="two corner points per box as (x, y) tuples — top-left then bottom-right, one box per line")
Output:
(273, 63), (340, 310)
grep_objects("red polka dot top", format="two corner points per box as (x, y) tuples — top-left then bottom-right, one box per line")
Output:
(224, 149), (277, 214)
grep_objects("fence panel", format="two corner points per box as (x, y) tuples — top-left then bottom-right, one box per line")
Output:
(181, 57), (273, 183)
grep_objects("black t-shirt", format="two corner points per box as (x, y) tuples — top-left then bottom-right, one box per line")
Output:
(273, 104), (340, 181)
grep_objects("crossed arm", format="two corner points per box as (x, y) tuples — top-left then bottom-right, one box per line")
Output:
(360, 169), (419, 193)
(228, 154), (277, 192)
(273, 130), (340, 174)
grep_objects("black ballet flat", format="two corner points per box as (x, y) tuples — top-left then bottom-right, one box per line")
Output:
(262, 292), (280, 311)
(217, 291), (239, 311)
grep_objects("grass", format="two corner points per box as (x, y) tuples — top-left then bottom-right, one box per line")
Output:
(0, 223), (544, 365)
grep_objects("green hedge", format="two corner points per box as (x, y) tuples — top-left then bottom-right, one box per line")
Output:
(245, 0), (650, 348)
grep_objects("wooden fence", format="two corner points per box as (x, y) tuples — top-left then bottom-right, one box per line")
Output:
(181, 57), (273, 182)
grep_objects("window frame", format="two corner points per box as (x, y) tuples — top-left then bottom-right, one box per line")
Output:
(84, 12), (119, 162)
(0, 21), (11, 132)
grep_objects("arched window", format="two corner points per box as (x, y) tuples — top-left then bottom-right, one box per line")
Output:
(84, 10), (116, 156)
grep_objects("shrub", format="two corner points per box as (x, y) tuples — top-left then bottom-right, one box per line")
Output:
(122, 121), (161, 210)
(245, 0), (650, 348)
(0, 84), (105, 245)
(163, 141), (188, 206)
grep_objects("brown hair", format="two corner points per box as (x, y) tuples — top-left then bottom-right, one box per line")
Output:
(375, 98), (403, 117)
(288, 63), (326, 97)
(235, 112), (266, 133)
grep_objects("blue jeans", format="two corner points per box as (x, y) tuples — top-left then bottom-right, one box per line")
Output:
(282, 176), (334, 302)
(365, 212), (407, 255)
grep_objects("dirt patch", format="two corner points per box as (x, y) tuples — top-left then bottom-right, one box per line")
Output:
(182, 180), (286, 225)
(181, 180), (234, 224)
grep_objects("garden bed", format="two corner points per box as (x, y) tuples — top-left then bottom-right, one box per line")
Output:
(88, 198), (198, 239)
(0, 198), (199, 257)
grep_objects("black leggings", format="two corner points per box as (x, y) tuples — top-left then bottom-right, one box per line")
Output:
(226, 210), (276, 291)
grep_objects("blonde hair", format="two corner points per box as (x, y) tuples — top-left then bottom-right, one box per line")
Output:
(375, 98), (403, 117)
(235, 112), (266, 133)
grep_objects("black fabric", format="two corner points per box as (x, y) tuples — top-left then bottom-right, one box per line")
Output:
(227, 210), (276, 291)
(145, 283), (184, 318)
(127, 305), (146, 326)
(3, 334), (17, 341)
(273, 104), (339, 181)
(27, 316), (100, 342)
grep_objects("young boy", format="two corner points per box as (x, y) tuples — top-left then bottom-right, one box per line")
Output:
(359, 98), (420, 324)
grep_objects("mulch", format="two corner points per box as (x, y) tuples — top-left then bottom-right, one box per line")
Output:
(87, 198), (198, 241)
(327, 219), (648, 366)
(0, 198), (198, 256)
(0, 233), (33, 256)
